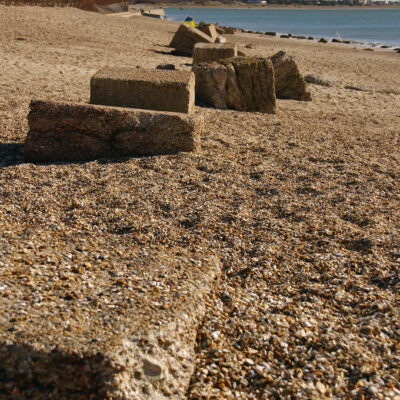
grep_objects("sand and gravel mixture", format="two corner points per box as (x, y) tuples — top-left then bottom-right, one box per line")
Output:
(0, 5), (400, 399)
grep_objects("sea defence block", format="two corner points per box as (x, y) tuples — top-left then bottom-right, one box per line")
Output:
(90, 68), (195, 114)
(197, 22), (218, 42)
(193, 42), (238, 65)
(270, 51), (312, 101)
(169, 24), (214, 56)
(25, 100), (203, 162)
(193, 57), (276, 114)
(223, 27), (237, 35)
(0, 243), (221, 399)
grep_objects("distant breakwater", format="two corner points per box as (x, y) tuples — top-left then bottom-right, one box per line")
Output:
(164, 8), (400, 48)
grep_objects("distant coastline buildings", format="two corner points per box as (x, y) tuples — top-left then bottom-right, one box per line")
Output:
(126, 0), (399, 6)
(243, 0), (396, 4)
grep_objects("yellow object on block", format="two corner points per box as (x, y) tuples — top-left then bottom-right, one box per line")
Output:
(182, 16), (196, 27)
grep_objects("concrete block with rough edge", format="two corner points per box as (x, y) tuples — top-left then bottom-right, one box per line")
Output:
(90, 67), (195, 113)
(0, 246), (222, 399)
(223, 27), (237, 35)
(270, 51), (312, 101)
(193, 56), (276, 114)
(193, 43), (238, 65)
(197, 22), (218, 42)
(25, 100), (203, 162)
(169, 24), (214, 56)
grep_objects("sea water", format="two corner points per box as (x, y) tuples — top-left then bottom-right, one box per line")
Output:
(164, 8), (400, 47)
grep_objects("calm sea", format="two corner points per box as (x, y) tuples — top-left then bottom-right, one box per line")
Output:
(164, 7), (400, 47)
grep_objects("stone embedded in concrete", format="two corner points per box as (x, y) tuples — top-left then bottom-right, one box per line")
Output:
(197, 22), (218, 42)
(192, 56), (276, 114)
(25, 100), (203, 162)
(270, 51), (312, 101)
(169, 23), (214, 56)
(193, 42), (238, 65)
(90, 67), (195, 113)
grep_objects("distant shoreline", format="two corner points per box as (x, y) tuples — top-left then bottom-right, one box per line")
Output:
(156, 3), (400, 9)
(159, 4), (400, 49)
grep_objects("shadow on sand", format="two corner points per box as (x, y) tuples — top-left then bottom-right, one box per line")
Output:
(0, 143), (25, 167)
(0, 142), (167, 167)
(153, 49), (191, 58)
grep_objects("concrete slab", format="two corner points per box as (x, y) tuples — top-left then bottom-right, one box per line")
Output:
(90, 68), (195, 114)
(169, 24), (214, 56)
(193, 57), (276, 114)
(197, 23), (218, 42)
(193, 43), (238, 65)
(0, 243), (221, 399)
(25, 100), (203, 162)
(105, 11), (141, 18)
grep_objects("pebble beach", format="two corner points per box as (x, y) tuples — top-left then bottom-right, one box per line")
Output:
(0, 4), (399, 399)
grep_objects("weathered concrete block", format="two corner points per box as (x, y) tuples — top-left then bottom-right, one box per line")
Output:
(25, 100), (203, 162)
(304, 73), (333, 87)
(197, 22), (218, 42)
(193, 43), (238, 64)
(90, 67), (195, 113)
(169, 23), (214, 56)
(0, 246), (221, 400)
(224, 27), (237, 35)
(270, 51), (312, 101)
(216, 25), (225, 34)
(192, 57), (276, 114)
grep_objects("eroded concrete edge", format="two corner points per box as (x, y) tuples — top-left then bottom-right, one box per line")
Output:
(0, 256), (221, 400)
(107, 256), (221, 400)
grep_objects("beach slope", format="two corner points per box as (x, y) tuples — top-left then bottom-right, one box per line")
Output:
(0, 5), (399, 399)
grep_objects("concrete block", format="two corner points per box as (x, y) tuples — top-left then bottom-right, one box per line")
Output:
(224, 27), (237, 35)
(90, 67), (195, 114)
(197, 23), (218, 42)
(169, 24), (214, 56)
(270, 51), (312, 101)
(25, 100), (203, 162)
(193, 57), (276, 114)
(0, 246), (221, 399)
(193, 42), (238, 64)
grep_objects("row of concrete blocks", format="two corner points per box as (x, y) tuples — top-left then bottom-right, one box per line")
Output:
(27, 38), (298, 163)
(90, 41), (238, 113)
(25, 67), (203, 162)
(25, 24), (239, 163)
(24, 42), (239, 163)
